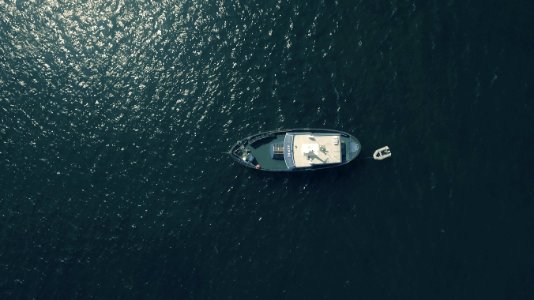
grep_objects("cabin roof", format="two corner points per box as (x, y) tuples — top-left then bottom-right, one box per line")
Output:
(284, 133), (341, 168)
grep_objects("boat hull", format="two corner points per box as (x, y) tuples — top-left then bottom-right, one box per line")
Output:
(228, 128), (361, 172)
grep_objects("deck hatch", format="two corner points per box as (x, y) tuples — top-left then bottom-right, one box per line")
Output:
(270, 143), (284, 160)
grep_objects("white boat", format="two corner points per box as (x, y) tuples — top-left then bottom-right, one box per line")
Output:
(373, 146), (391, 160)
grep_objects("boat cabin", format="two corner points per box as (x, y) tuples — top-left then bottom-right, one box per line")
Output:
(283, 133), (342, 169)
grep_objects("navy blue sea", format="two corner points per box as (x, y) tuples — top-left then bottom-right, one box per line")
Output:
(1, 0), (533, 299)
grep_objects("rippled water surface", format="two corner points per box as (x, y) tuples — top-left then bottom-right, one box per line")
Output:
(1, 0), (533, 299)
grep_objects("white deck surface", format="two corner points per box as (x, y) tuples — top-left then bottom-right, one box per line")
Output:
(292, 134), (341, 168)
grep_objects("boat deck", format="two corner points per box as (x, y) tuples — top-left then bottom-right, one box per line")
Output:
(249, 135), (287, 170)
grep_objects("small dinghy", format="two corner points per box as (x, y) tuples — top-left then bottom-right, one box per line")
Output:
(373, 146), (391, 160)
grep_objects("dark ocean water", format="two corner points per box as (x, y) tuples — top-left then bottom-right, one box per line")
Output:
(1, 0), (533, 299)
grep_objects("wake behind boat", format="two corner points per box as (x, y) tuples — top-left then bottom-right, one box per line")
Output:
(228, 128), (362, 171)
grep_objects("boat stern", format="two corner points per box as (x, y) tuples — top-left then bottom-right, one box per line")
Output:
(347, 135), (362, 161)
